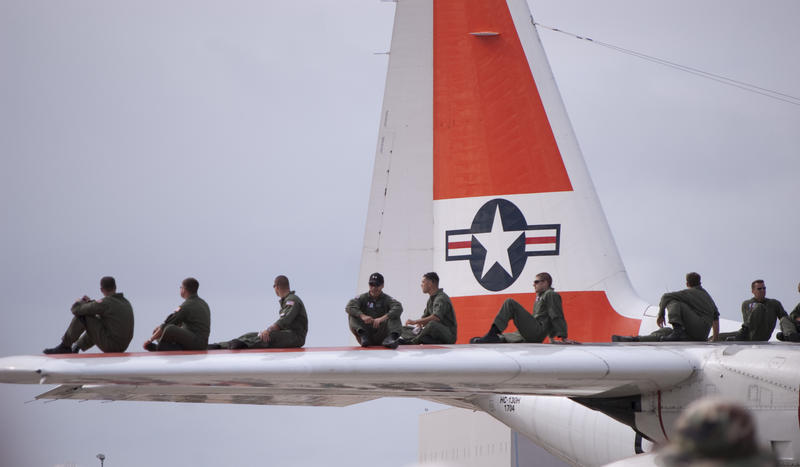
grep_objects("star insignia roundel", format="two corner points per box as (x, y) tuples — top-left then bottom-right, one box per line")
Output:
(445, 199), (561, 291)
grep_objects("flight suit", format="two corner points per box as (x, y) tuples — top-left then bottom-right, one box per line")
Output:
(656, 286), (718, 341)
(402, 289), (457, 344)
(785, 303), (800, 339)
(346, 292), (403, 346)
(158, 294), (210, 350)
(740, 298), (787, 341)
(495, 288), (567, 343)
(221, 291), (308, 349)
(63, 293), (134, 352)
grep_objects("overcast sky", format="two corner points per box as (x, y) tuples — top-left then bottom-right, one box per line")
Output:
(1, 1), (798, 466)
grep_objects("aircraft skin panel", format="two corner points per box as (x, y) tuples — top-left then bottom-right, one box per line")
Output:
(358, 0), (434, 314)
(0, 344), (697, 396)
(472, 394), (650, 466)
(474, 343), (800, 466)
(433, 0), (572, 199)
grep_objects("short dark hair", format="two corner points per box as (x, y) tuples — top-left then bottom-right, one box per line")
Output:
(751, 279), (764, 290)
(686, 272), (701, 287)
(182, 277), (199, 294)
(423, 272), (439, 285)
(536, 272), (553, 287)
(274, 275), (290, 289)
(100, 276), (116, 291)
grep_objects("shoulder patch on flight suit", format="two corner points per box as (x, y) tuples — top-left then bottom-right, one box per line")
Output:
(285, 300), (295, 306)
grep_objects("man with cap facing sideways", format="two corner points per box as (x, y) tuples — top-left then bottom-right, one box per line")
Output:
(399, 272), (457, 345)
(346, 272), (403, 349)
(44, 276), (134, 354)
(144, 277), (210, 351)
(208, 275), (308, 349)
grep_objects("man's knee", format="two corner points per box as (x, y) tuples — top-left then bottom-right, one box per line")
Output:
(665, 302), (683, 322)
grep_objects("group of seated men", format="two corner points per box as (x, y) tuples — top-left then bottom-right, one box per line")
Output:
(44, 275), (306, 354)
(43, 270), (574, 354)
(612, 272), (800, 343)
(43, 270), (800, 354)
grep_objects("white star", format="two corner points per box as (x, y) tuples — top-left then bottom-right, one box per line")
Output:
(472, 205), (523, 279)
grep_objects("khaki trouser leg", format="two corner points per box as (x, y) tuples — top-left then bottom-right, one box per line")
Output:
(349, 315), (394, 345)
(63, 315), (113, 351)
(780, 317), (800, 339)
(61, 316), (87, 347)
(160, 324), (205, 350)
(638, 327), (673, 342)
(260, 330), (303, 348)
(493, 299), (545, 343)
(666, 302), (711, 341)
(412, 321), (455, 344)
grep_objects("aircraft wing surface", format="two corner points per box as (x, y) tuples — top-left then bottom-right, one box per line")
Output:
(0, 344), (702, 405)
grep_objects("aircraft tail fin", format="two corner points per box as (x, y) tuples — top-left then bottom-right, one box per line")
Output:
(359, 0), (649, 343)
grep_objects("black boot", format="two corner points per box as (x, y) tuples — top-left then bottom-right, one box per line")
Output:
(227, 339), (248, 350)
(43, 343), (73, 355)
(156, 341), (183, 351)
(778, 332), (800, 343)
(611, 335), (639, 342)
(355, 330), (371, 347)
(382, 333), (399, 349)
(732, 326), (750, 341)
(470, 332), (502, 344)
(661, 325), (689, 342)
(470, 324), (503, 344)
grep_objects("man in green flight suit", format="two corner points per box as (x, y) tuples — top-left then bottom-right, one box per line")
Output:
(399, 272), (457, 345)
(44, 276), (134, 354)
(777, 281), (800, 342)
(144, 277), (210, 351)
(208, 275), (308, 349)
(729, 279), (789, 341)
(470, 272), (569, 344)
(346, 272), (403, 349)
(614, 272), (719, 342)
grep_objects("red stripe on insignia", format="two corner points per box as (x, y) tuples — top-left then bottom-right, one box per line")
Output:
(525, 236), (556, 244)
(448, 241), (472, 249)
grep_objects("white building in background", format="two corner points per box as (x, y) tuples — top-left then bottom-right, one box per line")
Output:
(419, 408), (567, 467)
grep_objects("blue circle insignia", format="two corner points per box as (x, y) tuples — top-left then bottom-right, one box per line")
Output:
(469, 199), (528, 291)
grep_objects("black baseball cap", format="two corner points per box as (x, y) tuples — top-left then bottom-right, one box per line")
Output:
(368, 272), (384, 286)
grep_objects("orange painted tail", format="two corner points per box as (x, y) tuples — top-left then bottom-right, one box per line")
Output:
(359, 0), (649, 343)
